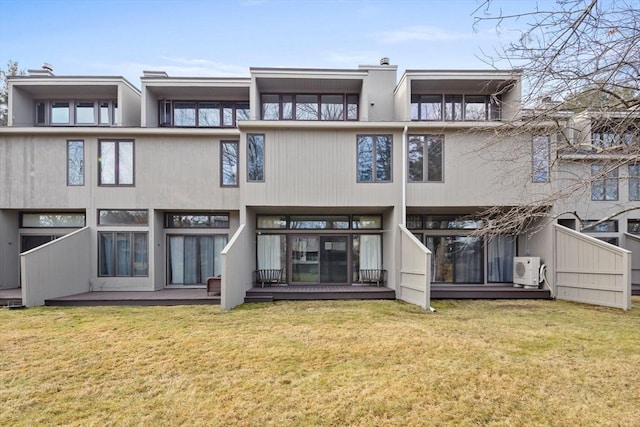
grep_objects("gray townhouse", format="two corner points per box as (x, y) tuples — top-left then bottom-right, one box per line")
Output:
(1, 59), (637, 309)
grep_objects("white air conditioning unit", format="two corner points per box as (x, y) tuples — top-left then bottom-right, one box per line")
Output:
(513, 256), (540, 288)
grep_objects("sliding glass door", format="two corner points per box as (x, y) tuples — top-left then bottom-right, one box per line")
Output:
(319, 236), (348, 283)
(291, 236), (320, 283)
(426, 236), (483, 284)
(168, 235), (227, 285)
(291, 235), (349, 284)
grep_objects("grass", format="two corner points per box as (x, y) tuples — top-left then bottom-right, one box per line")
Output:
(1, 298), (639, 426)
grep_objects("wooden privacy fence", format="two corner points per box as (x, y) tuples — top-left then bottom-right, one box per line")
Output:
(398, 224), (431, 310)
(554, 224), (631, 310)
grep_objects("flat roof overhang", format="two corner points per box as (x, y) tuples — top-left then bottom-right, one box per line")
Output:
(142, 78), (251, 99)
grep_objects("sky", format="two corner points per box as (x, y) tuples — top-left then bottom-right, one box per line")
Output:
(0, 0), (550, 89)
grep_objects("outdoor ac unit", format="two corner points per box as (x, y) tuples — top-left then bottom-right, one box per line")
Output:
(513, 256), (540, 288)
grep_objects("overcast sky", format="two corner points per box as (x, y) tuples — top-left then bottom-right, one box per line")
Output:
(0, 0), (551, 88)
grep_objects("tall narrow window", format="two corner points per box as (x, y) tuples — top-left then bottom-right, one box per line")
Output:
(532, 135), (550, 183)
(357, 135), (392, 182)
(247, 134), (265, 182)
(221, 141), (238, 186)
(67, 140), (84, 186)
(99, 102), (111, 125)
(222, 103), (234, 126)
(35, 102), (46, 124)
(346, 94), (359, 120)
(629, 164), (640, 201)
(591, 165), (618, 201)
(99, 140), (134, 186)
(408, 135), (443, 182)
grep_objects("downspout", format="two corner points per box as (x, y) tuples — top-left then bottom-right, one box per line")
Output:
(402, 125), (408, 226)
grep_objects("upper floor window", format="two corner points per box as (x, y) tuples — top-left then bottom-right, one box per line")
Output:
(247, 134), (265, 182)
(99, 140), (134, 186)
(628, 219), (640, 234)
(67, 140), (84, 186)
(629, 164), (639, 201)
(159, 100), (249, 127)
(357, 135), (392, 183)
(532, 135), (551, 183)
(591, 165), (618, 201)
(261, 94), (358, 121)
(35, 100), (117, 126)
(592, 125), (636, 150)
(411, 94), (501, 121)
(220, 141), (239, 187)
(408, 135), (443, 183)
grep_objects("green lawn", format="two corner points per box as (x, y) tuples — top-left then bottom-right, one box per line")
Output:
(1, 298), (639, 426)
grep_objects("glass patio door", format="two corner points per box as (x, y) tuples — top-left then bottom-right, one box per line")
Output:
(168, 235), (226, 285)
(320, 236), (348, 283)
(426, 236), (483, 284)
(291, 235), (349, 284)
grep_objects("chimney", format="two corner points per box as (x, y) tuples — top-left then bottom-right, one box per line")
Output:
(27, 63), (54, 77)
(380, 57), (390, 66)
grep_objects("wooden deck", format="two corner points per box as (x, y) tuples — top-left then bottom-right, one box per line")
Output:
(45, 288), (220, 307)
(245, 285), (396, 303)
(2, 284), (638, 307)
(431, 285), (552, 300)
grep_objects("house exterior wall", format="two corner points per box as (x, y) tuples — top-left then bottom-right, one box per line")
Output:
(7, 86), (32, 127)
(3, 63), (635, 310)
(554, 160), (640, 244)
(0, 133), (241, 210)
(240, 127), (402, 208)
(0, 210), (20, 289)
(119, 82), (142, 127)
(406, 130), (544, 207)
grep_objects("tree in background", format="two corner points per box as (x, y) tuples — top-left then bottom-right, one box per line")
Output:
(0, 60), (25, 126)
(471, 0), (640, 237)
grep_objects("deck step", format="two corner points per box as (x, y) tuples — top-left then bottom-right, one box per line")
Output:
(244, 286), (396, 303)
(244, 295), (274, 303)
(431, 285), (551, 300)
(1, 298), (23, 307)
